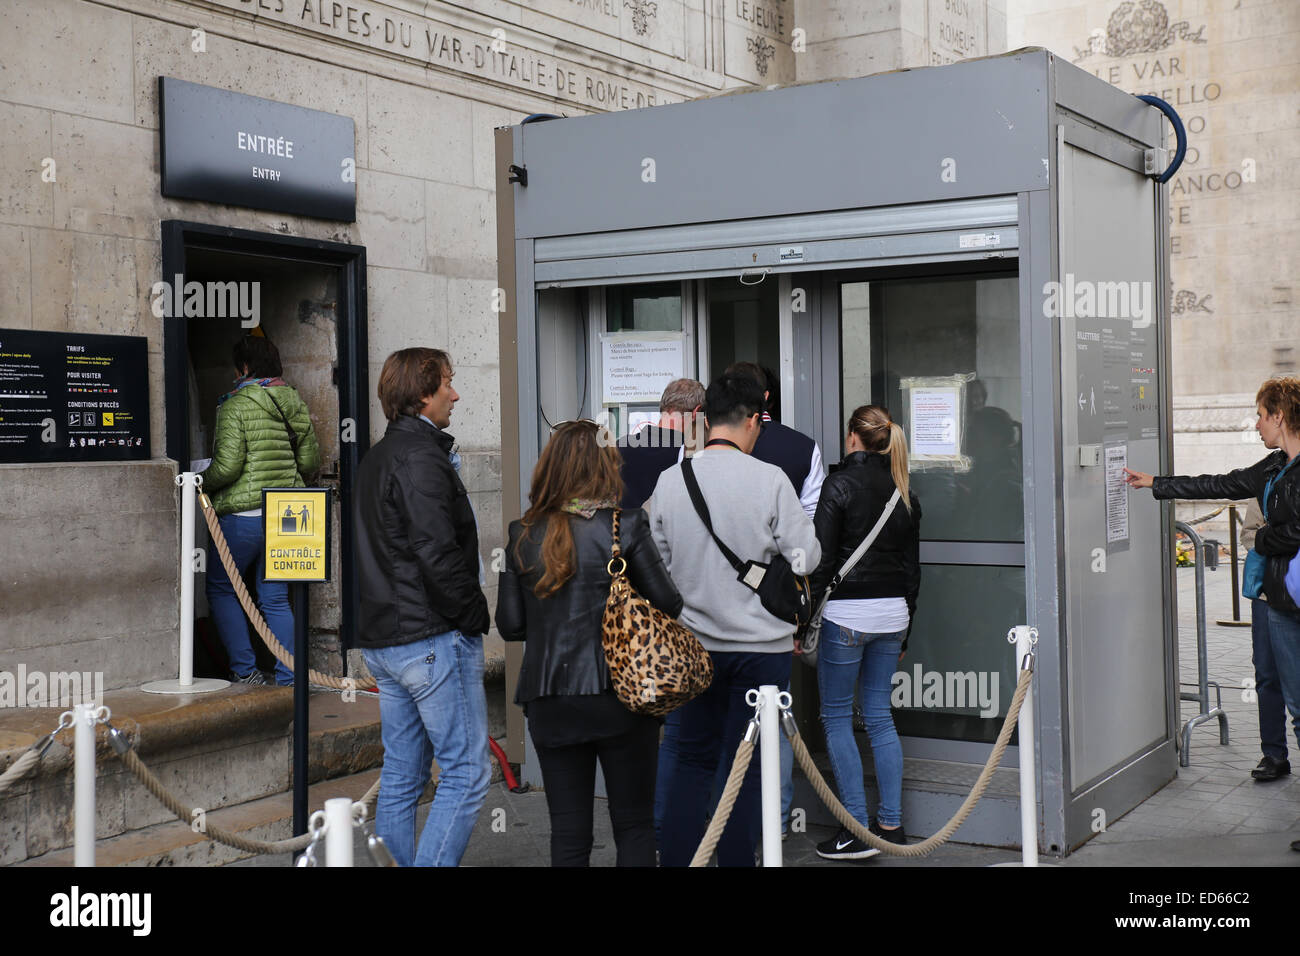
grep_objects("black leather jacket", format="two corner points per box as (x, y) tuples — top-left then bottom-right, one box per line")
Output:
(811, 451), (922, 615)
(495, 508), (683, 703)
(1153, 450), (1300, 615)
(353, 415), (489, 648)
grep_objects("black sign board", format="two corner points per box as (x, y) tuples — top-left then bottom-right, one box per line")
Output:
(159, 76), (356, 222)
(0, 329), (150, 463)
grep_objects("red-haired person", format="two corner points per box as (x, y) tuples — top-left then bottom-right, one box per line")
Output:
(1127, 377), (1300, 853)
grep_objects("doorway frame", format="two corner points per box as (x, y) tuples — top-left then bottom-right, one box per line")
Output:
(160, 220), (369, 660)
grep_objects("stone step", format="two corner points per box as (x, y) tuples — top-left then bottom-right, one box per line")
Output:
(17, 768), (384, 867)
(0, 680), (509, 865)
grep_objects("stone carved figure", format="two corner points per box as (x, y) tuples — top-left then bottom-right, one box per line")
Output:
(624, 0), (658, 37)
(1073, 0), (1207, 62)
(747, 35), (776, 77)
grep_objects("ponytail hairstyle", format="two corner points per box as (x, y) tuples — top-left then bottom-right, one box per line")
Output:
(847, 404), (911, 512)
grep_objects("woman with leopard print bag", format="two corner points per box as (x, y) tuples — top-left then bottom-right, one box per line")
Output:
(495, 420), (685, 866)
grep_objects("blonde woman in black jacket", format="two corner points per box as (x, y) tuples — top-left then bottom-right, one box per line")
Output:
(496, 420), (683, 866)
(807, 405), (921, 861)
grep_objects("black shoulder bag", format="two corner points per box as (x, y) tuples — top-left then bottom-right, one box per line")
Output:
(680, 458), (812, 628)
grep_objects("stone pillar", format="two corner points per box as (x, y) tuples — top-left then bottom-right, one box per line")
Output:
(792, 0), (1008, 83)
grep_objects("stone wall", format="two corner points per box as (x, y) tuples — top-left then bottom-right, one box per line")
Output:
(1008, 0), (1300, 481)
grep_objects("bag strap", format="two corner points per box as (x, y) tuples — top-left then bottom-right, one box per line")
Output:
(681, 458), (746, 574)
(1264, 455), (1299, 521)
(811, 487), (903, 623)
(607, 508), (627, 578)
(259, 386), (301, 456)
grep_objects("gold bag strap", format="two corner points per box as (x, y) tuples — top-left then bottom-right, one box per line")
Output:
(607, 508), (627, 577)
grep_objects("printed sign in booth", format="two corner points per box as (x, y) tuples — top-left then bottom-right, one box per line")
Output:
(262, 488), (331, 582)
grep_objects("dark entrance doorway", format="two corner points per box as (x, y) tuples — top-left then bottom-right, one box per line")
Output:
(161, 221), (368, 676)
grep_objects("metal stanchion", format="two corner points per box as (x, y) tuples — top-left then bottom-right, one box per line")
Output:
(755, 685), (787, 867)
(74, 704), (98, 867)
(1176, 520), (1230, 766)
(143, 472), (228, 694)
(1216, 505), (1251, 627)
(1008, 626), (1039, 867)
(324, 797), (354, 867)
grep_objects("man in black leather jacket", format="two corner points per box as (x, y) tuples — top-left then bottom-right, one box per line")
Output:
(352, 348), (490, 866)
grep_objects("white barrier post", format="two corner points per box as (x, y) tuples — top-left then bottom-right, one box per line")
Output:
(758, 684), (783, 867)
(143, 473), (228, 694)
(1009, 625), (1039, 867)
(74, 704), (97, 867)
(324, 797), (354, 867)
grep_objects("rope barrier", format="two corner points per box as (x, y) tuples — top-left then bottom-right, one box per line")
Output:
(786, 667), (1033, 857)
(689, 734), (756, 867)
(0, 748), (42, 797)
(198, 492), (355, 690)
(102, 721), (383, 857)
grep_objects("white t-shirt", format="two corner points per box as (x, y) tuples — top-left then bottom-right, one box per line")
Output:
(823, 597), (909, 635)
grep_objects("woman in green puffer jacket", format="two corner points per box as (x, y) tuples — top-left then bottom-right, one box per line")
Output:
(201, 335), (321, 686)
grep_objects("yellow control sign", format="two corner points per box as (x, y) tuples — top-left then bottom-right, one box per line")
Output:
(262, 487), (331, 582)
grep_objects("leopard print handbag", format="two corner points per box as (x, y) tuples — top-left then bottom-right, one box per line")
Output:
(601, 509), (714, 717)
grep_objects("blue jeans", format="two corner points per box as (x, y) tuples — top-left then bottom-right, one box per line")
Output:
(1264, 606), (1300, 755)
(654, 691), (794, 843)
(362, 630), (490, 867)
(205, 514), (294, 684)
(817, 620), (905, 828)
(659, 650), (791, 867)
(1251, 599), (1288, 761)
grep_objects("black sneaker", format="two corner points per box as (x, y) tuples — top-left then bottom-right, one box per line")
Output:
(816, 827), (880, 861)
(233, 669), (269, 686)
(869, 819), (907, 845)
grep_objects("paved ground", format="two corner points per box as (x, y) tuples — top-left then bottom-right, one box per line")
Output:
(238, 562), (1300, 867)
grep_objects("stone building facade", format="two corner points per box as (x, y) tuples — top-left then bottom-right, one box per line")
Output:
(1009, 0), (1300, 528)
(0, 0), (1010, 691)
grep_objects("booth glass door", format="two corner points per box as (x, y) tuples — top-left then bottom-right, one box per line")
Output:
(828, 269), (1025, 746)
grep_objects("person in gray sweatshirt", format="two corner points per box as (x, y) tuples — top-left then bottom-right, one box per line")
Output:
(649, 371), (820, 866)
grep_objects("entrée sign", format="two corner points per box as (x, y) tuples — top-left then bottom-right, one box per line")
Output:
(159, 76), (357, 221)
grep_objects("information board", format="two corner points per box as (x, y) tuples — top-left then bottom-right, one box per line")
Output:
(601, 334), (684, 404)
(263, 487), (331, 582)
(0, 329), (150, 464)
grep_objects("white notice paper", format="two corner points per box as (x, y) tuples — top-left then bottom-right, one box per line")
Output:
(909, 387), (960, 458)
(601, 334), (684, 405)
(1104, 442), (1129, 547)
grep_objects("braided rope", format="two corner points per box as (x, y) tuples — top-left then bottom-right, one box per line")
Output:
(788, 666), (1033, 857)
(113, 741), (383, 856)
(0, 749), (41, 797)
(199, 493), (354, 690)
(689, 737), (756, 867)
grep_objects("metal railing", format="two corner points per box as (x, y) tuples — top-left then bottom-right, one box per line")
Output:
(1175, 520), (1230, 766)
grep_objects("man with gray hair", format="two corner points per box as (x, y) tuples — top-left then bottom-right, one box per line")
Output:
(617, 377), (705, 508)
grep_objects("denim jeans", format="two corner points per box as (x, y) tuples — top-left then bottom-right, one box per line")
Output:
(1264, 606), (1300, 755)
(654, 690), (794, 843)
(362, 630), (490, 867)
(659, 650), (791, 867)
(205, 513), (294, 684)
(1251, 599), (1288, 761)
(817, 620), (905, 828)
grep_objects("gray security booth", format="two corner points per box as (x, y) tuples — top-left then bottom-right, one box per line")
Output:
(494, 48), (1177, 856)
